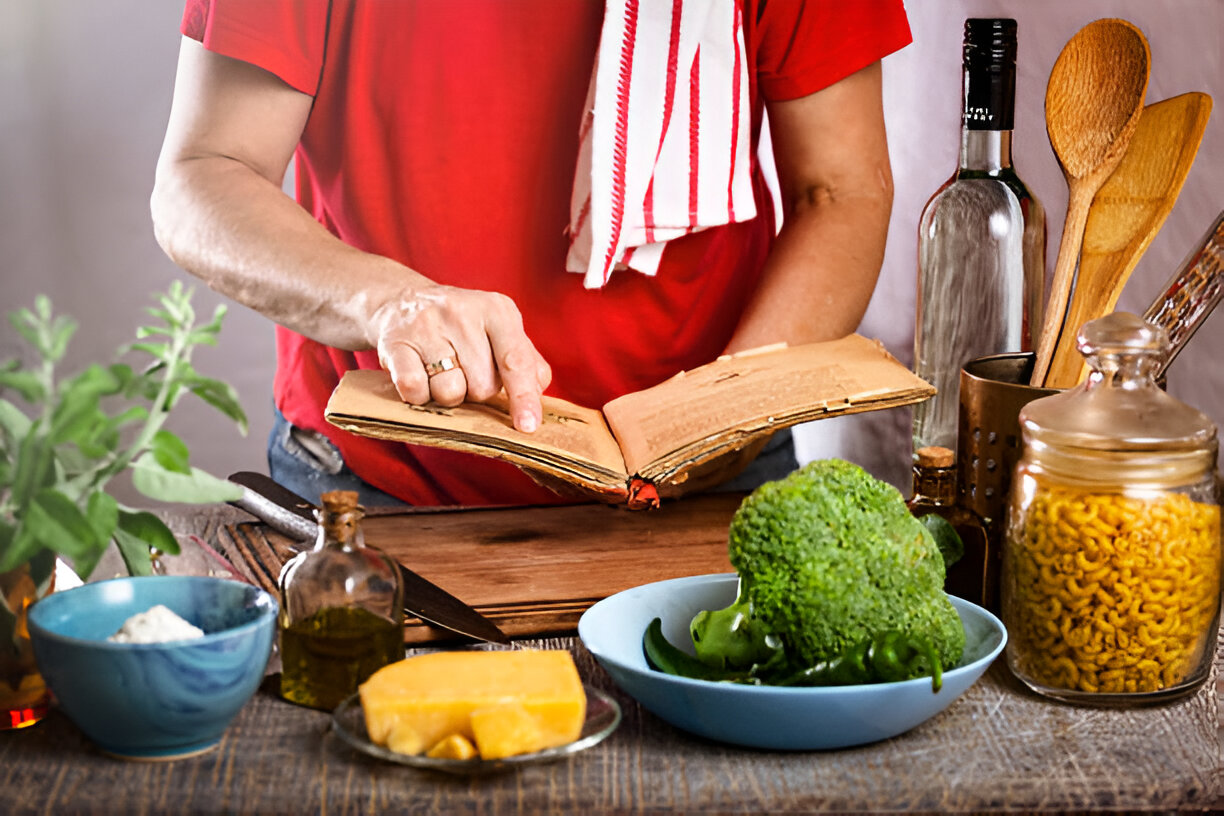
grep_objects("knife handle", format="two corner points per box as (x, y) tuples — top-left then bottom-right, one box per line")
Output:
(1143, 209), (1224, 379)
(229, 483), (319, 542)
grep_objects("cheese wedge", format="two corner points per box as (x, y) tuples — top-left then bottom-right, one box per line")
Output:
(359, 650), (586, 758)
(425, 733), (478, 760)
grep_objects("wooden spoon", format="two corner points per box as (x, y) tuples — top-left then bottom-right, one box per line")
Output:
(1043, 92), (1213, 389)
(1030, 19), (1150, 386)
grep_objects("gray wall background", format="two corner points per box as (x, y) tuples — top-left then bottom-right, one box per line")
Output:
(2, 1), (1221, 506)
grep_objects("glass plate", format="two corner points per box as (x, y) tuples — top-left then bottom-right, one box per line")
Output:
(331, 684), (621, 774)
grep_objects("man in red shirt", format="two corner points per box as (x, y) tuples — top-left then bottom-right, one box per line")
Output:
(151, 1), (912, 506)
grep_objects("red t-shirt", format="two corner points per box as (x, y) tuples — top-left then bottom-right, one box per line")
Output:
(182, 0), (911, 506)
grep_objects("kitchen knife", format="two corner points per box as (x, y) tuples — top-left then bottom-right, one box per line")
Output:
(227, 471), (511, 645)
(1143, 209), (1224, 380)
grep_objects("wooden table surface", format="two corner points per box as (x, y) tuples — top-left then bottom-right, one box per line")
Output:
(0, 505), (1219, 815)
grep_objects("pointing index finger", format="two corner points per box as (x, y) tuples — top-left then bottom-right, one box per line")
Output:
(496, 343), (549, 433)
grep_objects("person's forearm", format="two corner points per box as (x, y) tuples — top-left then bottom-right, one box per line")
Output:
(151, 155), (413, 352)
(152, 39), (549, 429)
(725, 180), (893, 354)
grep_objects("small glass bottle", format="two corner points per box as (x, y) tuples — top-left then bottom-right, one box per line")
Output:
(278, 490), (405, 710)
(908, 446), (994, 610)
(913, 18), (1046, 455)
(1001, 313), (1220, 706)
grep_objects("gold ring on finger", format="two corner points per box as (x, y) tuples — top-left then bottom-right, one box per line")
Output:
(425, 356), (459, 377)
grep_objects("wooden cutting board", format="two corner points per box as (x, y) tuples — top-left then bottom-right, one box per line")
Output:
(222, 494), (741, 643)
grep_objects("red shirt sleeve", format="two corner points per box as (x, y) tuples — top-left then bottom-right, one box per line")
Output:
(752, 0), (912, 101)
(181, 0), (328, 95)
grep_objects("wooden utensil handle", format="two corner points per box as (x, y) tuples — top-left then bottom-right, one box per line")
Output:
(1032, 186), (1094, 386)
(1043, 263), (1102, 389)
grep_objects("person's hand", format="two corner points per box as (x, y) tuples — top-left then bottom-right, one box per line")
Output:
(368, 284), (552, 433)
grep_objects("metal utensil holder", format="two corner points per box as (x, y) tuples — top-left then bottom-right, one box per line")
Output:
(957, 353), (1058, 604)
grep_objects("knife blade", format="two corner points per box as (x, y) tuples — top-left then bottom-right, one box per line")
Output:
(227, 471), (511, 645)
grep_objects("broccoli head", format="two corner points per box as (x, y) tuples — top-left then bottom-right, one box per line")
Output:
(691, 459), (965, 678)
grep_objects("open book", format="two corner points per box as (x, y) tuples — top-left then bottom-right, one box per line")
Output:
(324, 334), (933, 507)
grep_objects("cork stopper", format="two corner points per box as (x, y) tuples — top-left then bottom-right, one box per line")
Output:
(320, 490), (360, 513)
(319, 490), (362, 543)
(915, 446), (956, 468)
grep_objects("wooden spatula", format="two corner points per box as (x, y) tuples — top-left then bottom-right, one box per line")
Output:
(1043, 92), (1212, 388)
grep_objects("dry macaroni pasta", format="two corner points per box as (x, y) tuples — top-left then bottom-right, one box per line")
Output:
(1004, 483), (1220, 694)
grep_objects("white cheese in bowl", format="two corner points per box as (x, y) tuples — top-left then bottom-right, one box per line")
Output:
(108, 604), (206, 644)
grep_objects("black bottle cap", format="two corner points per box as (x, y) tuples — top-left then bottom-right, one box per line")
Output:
(963, 18), (1018, 71)
(962, 18), (1018, 130)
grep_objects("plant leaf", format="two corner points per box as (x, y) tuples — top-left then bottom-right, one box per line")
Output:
(7, 307), (44, 352)
(920, 513), (964, 569)
(9, 428), (54, 509)
(150, 429), (191, 474)
(130, 453), (242, 503)
(0, 368), (45, 404)
(85, 491), (120, 546)
(49, 367), (116, 446)
(113, 510), (180, 576)
(128, 341), (170, 362)
(117, 509), (181, 555)
(46, 315), (78, 362)
(0, 523), (41, 574)
(112, 527), (153, 577)
(16, 489), (102, 576)
(51, 443), (92, 483)
(70, 493), (116, 580)
(0, 520), (17, 574)
(186, 329), (219, 347)
(0, 397), (33, 446)
(185, 375), (248, 434)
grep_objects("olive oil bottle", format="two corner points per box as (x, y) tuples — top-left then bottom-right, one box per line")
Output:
(907, 446), (994, 610)
(278, 490), (404, 710)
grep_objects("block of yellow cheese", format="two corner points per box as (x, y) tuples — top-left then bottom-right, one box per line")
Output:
(359, 650), (586, 758)
(470, 701), (543, 760)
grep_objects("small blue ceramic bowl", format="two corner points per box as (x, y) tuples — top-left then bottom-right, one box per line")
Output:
(579, 573), (1006, 751)
(28, 575), (277, 760)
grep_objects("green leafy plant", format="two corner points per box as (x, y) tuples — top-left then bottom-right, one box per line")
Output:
(0, 282), (247, 611)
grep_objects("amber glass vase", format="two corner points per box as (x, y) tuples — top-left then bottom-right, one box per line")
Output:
(1, 564), (53, 729)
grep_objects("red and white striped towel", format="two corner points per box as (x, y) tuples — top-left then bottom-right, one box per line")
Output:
(566, 0), (756, 289)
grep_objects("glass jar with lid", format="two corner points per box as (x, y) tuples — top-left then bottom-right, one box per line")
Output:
(1001, 312), (1220, 705)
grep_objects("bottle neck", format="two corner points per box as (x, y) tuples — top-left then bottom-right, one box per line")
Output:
(959, 51), (1016, 174)
(912, 464), (958, 506)
(315, 509), (365, 550)
(959, 128), (1014, 173)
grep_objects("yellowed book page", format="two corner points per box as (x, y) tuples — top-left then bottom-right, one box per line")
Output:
(602, 334), (934, 477)
(324, 369), (628, 484)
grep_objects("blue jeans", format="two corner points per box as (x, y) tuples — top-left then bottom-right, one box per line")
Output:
(267, 407), (404, 507)
(267, 407), (798, 505)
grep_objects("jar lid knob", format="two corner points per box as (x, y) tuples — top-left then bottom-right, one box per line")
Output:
(1077, 311), (1170, 360)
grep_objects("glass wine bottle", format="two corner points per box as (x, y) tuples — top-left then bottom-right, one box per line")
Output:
(912, 17), (1046, 456)
(278, 490), (404, 710)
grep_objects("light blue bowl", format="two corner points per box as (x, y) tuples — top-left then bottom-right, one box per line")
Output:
(28, 575), (277, 760)
(578, 573), (1006, 750)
